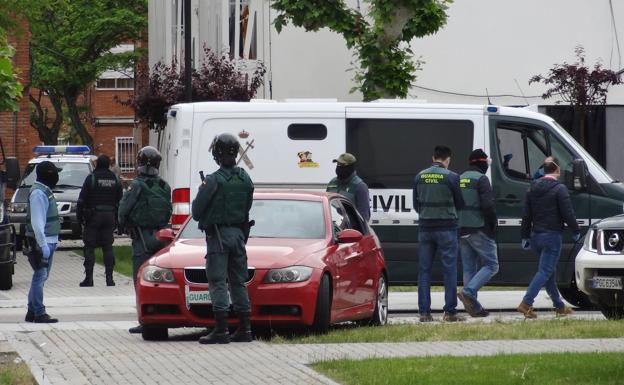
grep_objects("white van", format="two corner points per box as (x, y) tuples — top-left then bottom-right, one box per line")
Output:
(157, 100), (624, 307)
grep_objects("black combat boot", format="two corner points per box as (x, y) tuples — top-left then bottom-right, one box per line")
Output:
(230, 312), (252, 342)
(105, 268), (115, 286)
(198, 311), (230, 344)
(79, 269), (94, 287)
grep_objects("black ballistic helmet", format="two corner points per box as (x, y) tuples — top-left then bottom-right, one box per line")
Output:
(211, 133), (240, 163)
(136, 146), (162, 169)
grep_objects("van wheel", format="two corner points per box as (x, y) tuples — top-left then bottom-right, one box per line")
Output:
(142, 326), (168, 341)
(0, 264), (12, 290)
(559, 280), (594, 309)
(312, 274), (331, 333)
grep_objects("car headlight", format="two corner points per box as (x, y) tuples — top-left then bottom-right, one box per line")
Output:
(70, 202), (77, 212)
(583, 229), (597, 252)
(9, 202), (27, 213)
(264, 266), (313, 283)
(142, 265), (176, 283)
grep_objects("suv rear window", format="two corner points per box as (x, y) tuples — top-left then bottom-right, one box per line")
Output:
(347, 119), (474, 188)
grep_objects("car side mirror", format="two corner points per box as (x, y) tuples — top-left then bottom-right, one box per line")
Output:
(156, 228), (176, 242)
(4, 157), (19, 190)
(337, 229), (363, 243)
(566, 159), (587, 191)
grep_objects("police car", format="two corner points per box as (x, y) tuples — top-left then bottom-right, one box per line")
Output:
(8, 145), (95, 249)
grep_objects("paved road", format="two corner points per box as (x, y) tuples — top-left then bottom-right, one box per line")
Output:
(0, 247), (621, 385)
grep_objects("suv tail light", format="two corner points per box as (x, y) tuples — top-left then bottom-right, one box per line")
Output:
(171, 188), (190, 230)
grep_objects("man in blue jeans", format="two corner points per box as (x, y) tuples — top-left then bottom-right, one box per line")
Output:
(518, 157), (580, 318)
(413, 145), (465, 322)
(25, 161), (60, 323)
(457, 149), (499, 317)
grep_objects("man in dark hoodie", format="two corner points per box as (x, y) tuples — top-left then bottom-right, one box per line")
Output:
(326, 153), (370, 222)
(457, 149), (499, 317)
(76, 155), (123, 287)
(518, 157), (580, 318)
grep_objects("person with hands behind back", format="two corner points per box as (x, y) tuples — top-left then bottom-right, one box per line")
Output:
(518, 157), (580, 319)
(24, 161), (60, 323)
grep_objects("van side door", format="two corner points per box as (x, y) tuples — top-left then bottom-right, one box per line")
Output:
(490, 116), (589, 285)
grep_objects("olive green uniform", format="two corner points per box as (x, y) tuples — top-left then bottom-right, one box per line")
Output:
(118, 174), (172, 283)
(192, 166), (254, 313)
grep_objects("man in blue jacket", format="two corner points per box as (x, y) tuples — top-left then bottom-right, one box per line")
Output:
(413, 145), (465, 322)
(25, 161), (60, 323)
(518, 157), (580, 318)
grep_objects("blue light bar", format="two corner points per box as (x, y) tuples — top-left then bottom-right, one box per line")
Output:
(33, 145), (91, 155)
(486, 106), (499, 113)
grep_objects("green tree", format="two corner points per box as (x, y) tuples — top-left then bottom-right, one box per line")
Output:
(26, 0), (147, 146)
(0, 0), (25, 112)
(272, 0), (451, 101)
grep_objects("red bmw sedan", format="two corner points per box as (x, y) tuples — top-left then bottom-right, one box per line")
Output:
(136, 191), (388, 340)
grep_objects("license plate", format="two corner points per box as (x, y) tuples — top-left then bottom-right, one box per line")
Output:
(591, 276), (623, 290)
(185, 285), (211, 305)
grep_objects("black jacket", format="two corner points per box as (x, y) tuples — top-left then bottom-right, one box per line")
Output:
(460, 166), (497, 239)
(521, 177), (579, 238)
(76, 168), (123, 223)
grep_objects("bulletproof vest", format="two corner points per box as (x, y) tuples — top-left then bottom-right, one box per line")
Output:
(458, 170), (485, 228)
(203, 166), (253, 226)
(415, 165), (457, 220)
(127, 175), (172, 229)
(26, 182), (60, 237)
(326, 174), (363, 203)
(87, 169), (121, 211)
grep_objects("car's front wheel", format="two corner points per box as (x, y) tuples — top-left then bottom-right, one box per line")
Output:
(371, 274), (388, 326)
(600, 305), (624, 320)
(142, 326), (168, 341)
(312, 274), (331, 333)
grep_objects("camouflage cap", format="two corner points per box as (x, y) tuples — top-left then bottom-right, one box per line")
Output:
(332, 153), (357, 166)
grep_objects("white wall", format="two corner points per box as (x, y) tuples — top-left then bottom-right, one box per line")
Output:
(149, 0), (624, 104)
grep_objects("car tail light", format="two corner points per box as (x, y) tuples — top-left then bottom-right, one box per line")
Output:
(171, 188), (190, 230)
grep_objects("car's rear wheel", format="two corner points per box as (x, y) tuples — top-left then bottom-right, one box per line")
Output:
(599, 305), (624, 320)
(312, 274), (331, 333)
(141, 326), (168, 341)
(371, 274), (388, 326)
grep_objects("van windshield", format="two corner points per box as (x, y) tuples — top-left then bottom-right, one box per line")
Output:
(20, 162), (91, 188)
(179, 199), (326, 239)
(551, 121), (615, 183)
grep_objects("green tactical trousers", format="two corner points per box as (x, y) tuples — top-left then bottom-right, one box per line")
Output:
(131, 228), (164, 285)
(205, 225), (251, 313)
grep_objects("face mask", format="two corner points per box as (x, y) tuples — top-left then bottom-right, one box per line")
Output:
(40, 172), (59, 189)
(335, 164), (354, 180)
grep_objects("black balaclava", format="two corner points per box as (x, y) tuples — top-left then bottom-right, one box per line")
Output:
(36, 161), (59, 189)
(468, 148), (489, 174)
(335, 164), (355, 180)
(96, 155), (111, 170)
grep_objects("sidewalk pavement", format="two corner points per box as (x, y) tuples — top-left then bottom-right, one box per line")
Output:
(0, 248), (620, 385)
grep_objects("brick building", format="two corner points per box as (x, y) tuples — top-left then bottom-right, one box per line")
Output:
(0, 32), (145, 183)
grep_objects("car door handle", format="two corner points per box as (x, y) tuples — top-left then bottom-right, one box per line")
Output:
(497, 195), (521, 204)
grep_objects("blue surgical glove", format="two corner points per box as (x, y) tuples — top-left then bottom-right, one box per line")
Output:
(572, 232), (581, 242)
(503, 154), (513, 162)
(41, 243), (51, 261)
(521, 239), (531, 250)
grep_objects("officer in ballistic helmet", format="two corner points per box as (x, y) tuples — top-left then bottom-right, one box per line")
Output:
(192, 133), (254, 344)
(118, 146), (172, 334)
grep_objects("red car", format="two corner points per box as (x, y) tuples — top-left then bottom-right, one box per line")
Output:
(136, 191), (388, 340)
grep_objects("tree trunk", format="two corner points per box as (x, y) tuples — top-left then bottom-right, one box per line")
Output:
(29, 90), (63, 145)
(65, 93), (93, 149)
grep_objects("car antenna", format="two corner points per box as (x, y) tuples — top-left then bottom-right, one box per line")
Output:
(485, 88), (493, 105)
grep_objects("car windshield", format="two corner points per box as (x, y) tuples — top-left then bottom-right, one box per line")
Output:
(20, 162), (90, 188)
(179, 199), (326, 239)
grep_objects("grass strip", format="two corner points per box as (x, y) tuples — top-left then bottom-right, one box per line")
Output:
(273, 319), (624, 344)
(0, 352), (36, 385)
(74, 245), (133, 277)
(313, 352), (624, 385)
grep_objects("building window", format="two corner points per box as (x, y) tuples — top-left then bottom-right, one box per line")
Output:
(96, 78), (134, 90)
(115, 137), (137, 173)
(229, 0), (257, 60)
